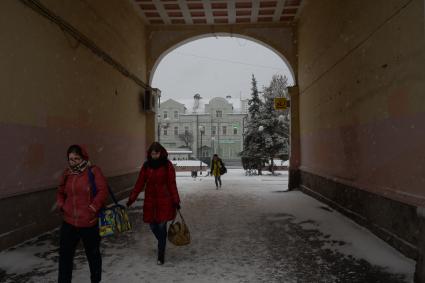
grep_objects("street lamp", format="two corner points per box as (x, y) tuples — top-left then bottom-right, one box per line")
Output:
(242, 114), (248, 147)
(199, 125), (205, 173)
(257, 125), (265, 175)
(158, 117), (169, 143)
(211, 136), (215, 155)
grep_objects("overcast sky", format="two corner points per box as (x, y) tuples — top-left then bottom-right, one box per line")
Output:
(151, 36), (294, 102)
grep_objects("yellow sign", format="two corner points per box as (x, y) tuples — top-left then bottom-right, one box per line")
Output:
(274, 97), (289, 110)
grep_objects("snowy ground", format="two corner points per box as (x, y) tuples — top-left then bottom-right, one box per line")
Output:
(0, 169), (415, 282)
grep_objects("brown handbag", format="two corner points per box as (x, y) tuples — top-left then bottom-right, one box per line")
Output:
(168, 210), (190, 246)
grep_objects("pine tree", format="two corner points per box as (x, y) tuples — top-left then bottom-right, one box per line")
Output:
(247, 74), (262, 120)
(257, 74), (290, 174)
(241, 74), (266, 174)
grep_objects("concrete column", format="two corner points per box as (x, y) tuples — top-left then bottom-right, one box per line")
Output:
(288, 86), (300, 190)
(415, 207), (425, 282)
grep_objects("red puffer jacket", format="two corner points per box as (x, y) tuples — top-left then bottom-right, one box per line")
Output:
(56, 166), (108, 227)
(128, 160), (180, 223)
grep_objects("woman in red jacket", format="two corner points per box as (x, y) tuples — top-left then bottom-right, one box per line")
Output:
(56, 145), (108, 283)
(127, 142), (181, 265)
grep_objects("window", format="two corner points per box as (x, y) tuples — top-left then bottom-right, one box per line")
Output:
(211, 126), (216, 135)
(216, 111), (222, 118)
(222, 126), (227, 135)
(184, 126), (189, 133)
(233, 127), (238, 135)
(163, 111), (168, 119)
(163, 128), (167, 136)
(174, 111), (178, 119)
(174, 126), (178, 136)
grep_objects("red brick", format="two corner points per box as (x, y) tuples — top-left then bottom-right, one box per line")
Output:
(258, 17), (273, 22)
(163, 3), (180, 9)
(211, 3), (227, 9)
(259, 1), (277, 8)
(167, 11), (183, 17)
(235, 2), (252, 8)
(213, 11), (228, 17)
(259, 9), (274, 15)
(282, 8), (297, 14)
(187, 3), (203, 9)
(236, 10), (251, 16)
(190, 11), (205, 17)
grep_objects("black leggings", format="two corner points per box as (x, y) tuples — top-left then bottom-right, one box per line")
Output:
(58, 222), (101, 283)
(149, 222), (168, 259)
(215, 175), (222, 187)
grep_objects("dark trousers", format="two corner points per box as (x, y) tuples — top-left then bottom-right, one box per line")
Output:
(149, 222), (168, 260)
(58, 222), (102, 283)
(215, 175), (222, 187)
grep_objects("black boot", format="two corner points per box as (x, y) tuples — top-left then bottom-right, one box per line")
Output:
(157, 251), (165, 265)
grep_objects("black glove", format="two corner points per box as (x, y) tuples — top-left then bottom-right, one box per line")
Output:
(174, 203), (181, 210)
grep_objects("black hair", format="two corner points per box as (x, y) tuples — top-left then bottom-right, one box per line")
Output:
(147, 142), (164, 154)
(145, 142), (168, 169)
(67, 145), (84, 160)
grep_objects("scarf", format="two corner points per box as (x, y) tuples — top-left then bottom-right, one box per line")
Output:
(146, 157), (168, 169)
(69, 159), (89, 173)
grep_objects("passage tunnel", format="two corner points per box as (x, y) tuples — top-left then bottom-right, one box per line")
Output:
(1, 0), (424, 281)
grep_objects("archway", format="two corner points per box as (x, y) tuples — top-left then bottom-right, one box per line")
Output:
(148, 33), (296, 86)
(149, 34), (298, 182)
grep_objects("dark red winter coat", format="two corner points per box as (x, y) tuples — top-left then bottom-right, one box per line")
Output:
(128, 153), (180, 223)
(56, 166), (108, 228)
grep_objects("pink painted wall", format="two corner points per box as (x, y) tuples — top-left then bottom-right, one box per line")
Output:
(297, 0), (425, 206)
(0, 123), (147, 197)
(0, 0), (149, 199)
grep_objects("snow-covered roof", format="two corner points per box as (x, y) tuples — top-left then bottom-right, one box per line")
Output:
(171, 160), (208, 167)
(178, 98), (206, 114)
(168, 150), (192, 154)
(176, 96), (248, 114)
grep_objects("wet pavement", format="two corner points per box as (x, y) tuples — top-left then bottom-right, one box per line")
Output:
(0, 170), (414, 282)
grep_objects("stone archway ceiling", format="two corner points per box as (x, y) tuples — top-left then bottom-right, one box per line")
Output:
(132, 0), (303, 25)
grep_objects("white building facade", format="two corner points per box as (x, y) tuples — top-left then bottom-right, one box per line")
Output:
(158, 95), (248, 163)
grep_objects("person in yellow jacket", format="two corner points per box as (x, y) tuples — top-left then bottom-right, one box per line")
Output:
(210, 154), (226, 189)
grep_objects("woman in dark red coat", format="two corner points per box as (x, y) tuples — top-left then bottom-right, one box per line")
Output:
(127, 142), (181, 265)
(56, 145), (108, 283)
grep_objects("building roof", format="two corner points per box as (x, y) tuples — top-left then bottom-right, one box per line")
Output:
(160, 98), (186, 109)
(171, 96), (247, 114)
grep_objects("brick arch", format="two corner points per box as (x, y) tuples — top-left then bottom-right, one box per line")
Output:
(146, 25), (297, 85)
